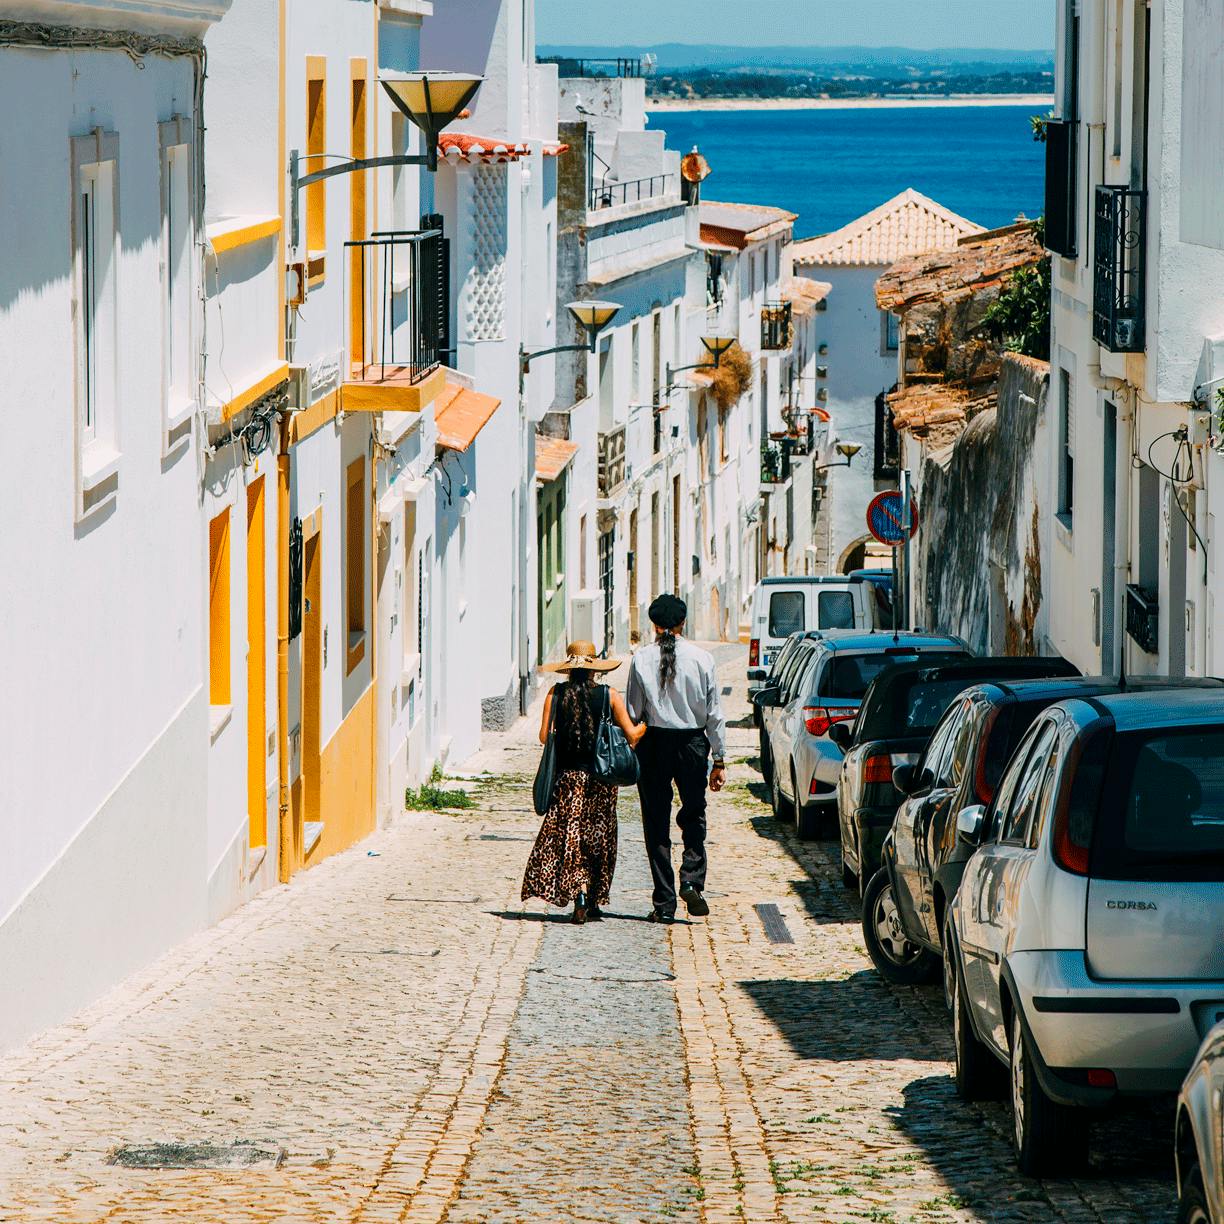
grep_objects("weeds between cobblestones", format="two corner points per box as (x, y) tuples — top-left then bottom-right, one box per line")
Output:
(0, 649), (1182, 1222)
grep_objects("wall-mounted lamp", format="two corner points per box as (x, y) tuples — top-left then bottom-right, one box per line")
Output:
(662, 335), (736, 399)
(520, 300), (622, 389)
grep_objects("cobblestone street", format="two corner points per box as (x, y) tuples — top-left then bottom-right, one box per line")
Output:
(0, 647), (1179, 1222)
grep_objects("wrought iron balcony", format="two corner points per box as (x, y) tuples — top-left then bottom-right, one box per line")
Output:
(597, 426), (626, 497)
(1092, 186), (1145, 353)
(873, 387), (900, 481)
(1044, 118), (1078, 258)
(1125, 583), (1159, 655)
(761, 440), (792, 485)
(589, 173), (673, 212)
(540, 56), (645, 79)
(343, 222), (448, 408)
(761, 301), (793, 351)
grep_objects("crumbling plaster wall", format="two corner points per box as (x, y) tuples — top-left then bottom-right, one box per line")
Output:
(909, 355), (1051, 654)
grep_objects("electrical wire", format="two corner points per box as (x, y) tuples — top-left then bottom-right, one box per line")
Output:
(1146, 428), (1209, 581)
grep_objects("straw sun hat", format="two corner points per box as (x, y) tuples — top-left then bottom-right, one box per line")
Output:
(540, 640), (622, 675)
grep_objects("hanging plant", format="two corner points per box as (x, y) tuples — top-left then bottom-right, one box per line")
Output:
(712, 342), (753, 411)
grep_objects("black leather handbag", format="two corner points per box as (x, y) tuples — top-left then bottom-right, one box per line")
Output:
(533, 686), (559, 815)
(592, 685), (640, 787)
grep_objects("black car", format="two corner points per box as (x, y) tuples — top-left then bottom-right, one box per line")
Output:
(833, 655), (1079, 895)
(864, 673), (1224, 987)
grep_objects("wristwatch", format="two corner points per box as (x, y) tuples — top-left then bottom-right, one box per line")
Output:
(711, 758), (725, 769)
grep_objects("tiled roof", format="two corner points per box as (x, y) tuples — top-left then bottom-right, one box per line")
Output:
(875, 223), (1044, 312)
(791, 189), (982, 268)
(535, 435), (579, 483)
(700, 200), (796, 250)
(434, 381), (501, 452)
(781, 276), (831, 317)
(438, 133), (569, 163)
(886, 382), (996, 442)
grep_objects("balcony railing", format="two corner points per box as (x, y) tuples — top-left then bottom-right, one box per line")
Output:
(589, 173), (673, 212)
(598, 426), (626, 497)
(1092, 186), (1145, 353)
(874, 387), (900, 481)
(345, 223), (448, 389)
(1125, 583), (1158, 654)
(541, 56), (645, 78)
(1044, 118), (1078, 258)
(761, 302), (793, 351)
(761, 441), (792, 486)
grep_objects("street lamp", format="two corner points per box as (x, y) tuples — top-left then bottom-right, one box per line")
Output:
(812, 440), (862, 473)
(520, 300), (622, 386)
(663, 335), (737, 398)
(289, 70), (484, 248)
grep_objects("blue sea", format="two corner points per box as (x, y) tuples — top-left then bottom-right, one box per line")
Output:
(649, 104), (1045, 238)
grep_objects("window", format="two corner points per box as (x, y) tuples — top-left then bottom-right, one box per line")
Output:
(882, 311), (900, 353)
(631, 322), (641, 402)
(306, 56), (327, 276)
(160, 119), (194, 435)
(598, 337), (613, 423)
(579, 514), (588, 589)
(946, 700), (980, 789)
(72, 131), (120, 510)
(349, 59), (368, 362)
(768, 591), (805, 638)
(823, 652), (918, 701)
(391, 113), (409, 230)
(817, 589), (854, 629)
(1057, 367), (1074, 519)
(718, 405), (729, 464)
(346, 458), (366, 671)
(1002, 723), (1057, 842)
(651, 310), (662, 407)
(697, 395), (710, 474)
(209, 508), (232, 706)
(673, 303), (682, 370)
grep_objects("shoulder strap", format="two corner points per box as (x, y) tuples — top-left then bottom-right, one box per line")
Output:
(546, 683), (561, 737)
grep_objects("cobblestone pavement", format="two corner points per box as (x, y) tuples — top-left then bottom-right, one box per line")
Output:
(0, 645), (1178, 1222)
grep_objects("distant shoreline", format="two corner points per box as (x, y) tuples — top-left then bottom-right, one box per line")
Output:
(647, 93), (1054, 112)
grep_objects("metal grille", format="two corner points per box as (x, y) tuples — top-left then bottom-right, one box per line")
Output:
(753, 903), (795, 945)
(1125, 583), (1159, 654)
(1044, 119), (1078, 257)
(1092, 186), (1145, 353)
(598, 426), (627, 496)
(873, 387), (900, 481)
(288, 517), (303, 640)
(540, 55), (644, 78)
(760, 301), (793, 351)
(598, 528), (615, 653)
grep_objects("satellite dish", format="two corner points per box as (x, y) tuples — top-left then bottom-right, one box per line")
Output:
(642, 52), (657, 75)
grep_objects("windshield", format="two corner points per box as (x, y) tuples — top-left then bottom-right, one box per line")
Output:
(817, 590), (855, 630)
(1094, 727), (1224, 880)
(768, 591), (805, 639)
(822, 652), (925, 701)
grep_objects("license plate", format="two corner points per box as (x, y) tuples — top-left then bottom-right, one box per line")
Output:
(763, 654), (774, 667)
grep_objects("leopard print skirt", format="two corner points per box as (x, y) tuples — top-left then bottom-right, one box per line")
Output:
(521, 769), (619, 908)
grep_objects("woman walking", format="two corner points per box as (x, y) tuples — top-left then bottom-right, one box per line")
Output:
(522, 641), (645, 924)
(626, 596), (726, 924)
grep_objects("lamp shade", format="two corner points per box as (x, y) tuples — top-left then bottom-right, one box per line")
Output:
(566, 300), (621, 334)
(699, 335), (736, 361)
(836, 441), (863, 460)
(380, 72), (484, 138)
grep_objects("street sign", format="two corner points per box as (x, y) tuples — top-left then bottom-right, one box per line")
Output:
(866, 490), (919, 546)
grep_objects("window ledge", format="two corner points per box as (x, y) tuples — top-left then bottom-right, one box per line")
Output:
(209, 704), (233, 742)
(303, 821), (325, 857)
(307, 251), (326, 286)
(1055, 512), (1073, 546)
(347, 631), (366, 674)
(81, 441), (121, 492)
(166, 398), (196, 433)
(402, 653), (421, 686)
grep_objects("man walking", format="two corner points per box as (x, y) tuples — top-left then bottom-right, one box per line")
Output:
(626, 595), (726, 923)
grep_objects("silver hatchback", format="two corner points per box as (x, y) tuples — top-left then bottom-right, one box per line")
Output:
(947, 691), (1224, 1177)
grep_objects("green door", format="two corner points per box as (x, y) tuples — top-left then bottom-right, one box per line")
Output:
(537, 477), (567, 663)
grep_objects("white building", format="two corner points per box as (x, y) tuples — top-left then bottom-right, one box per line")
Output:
(791, 189), (981, 573)
(0, 0), (231, 1051)
(1044, 0), (1224, 678)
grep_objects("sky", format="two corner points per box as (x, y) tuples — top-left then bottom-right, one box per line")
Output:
(535, 0), (1055, 52)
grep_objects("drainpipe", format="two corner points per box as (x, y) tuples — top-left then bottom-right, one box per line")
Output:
(518, 414), (532, 714)
(276, 422), (294, 883)
(1113, 383), (1133, 677)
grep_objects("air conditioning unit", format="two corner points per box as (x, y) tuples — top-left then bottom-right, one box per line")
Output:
(570, 591), (601, 643)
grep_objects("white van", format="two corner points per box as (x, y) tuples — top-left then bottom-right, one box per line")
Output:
(747, 576), (878, 697)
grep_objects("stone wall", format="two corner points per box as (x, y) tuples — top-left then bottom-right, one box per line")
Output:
(910, 354), (1051, 654)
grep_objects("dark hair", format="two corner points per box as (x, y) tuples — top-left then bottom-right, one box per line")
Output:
(658, 630), (677, 687)
(556, 672), (597, 757)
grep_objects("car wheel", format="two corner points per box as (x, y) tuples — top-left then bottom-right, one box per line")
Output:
(771, 762), (793, 820)
(1178, 1164), (1211, 1224)
(861, 869), (940, 985)
(759, 728), (773, 785)
(949, 932), (1003, 1101)
(1009, 1010), (1086, 1177)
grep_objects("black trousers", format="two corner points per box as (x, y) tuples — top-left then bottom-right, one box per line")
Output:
(637, 727), (710, 914)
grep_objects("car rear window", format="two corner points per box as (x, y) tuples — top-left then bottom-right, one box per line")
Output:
(823, 652), (926, 700)
(817, 590), (855, 629)
(1094, 727), (1224, 880)
(768, 591), (805, 638)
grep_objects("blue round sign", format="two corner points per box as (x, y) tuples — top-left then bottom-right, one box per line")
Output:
(867, 491), (918, 545)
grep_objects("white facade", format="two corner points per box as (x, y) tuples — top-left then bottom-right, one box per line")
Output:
(1045, 0), (1224, 678)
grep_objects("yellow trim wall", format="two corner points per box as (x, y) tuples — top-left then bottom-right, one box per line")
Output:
(308, 680), (377, 866)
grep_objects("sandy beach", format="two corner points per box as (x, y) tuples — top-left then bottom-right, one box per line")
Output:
(647, 93), (1054, 112)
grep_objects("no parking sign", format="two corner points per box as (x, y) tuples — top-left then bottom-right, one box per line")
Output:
(866, 491), (919, 546)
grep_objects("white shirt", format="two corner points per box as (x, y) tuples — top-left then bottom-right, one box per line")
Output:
(626, 637), (726, 758)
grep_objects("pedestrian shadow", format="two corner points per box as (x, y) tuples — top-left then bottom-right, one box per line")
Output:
(488, 909), (689, 926)
(884, 1074), (1177, 1213)
(738, 974), (946, 1062)
(726, 714), (755, 730)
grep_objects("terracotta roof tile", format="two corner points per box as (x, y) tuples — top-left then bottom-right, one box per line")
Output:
(700, 199), (796, 250)
(438, 133), (569, 163)
(791, 189), (982, 268)
(535, 435), (579, 483)
(782, 276), (831, 316)
(434, 381), (501, 452)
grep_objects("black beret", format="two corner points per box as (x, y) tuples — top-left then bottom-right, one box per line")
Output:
(648, 594), (687, 630)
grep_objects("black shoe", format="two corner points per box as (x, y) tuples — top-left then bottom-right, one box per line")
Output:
(572, 891), (589, 925)
(586, 903), (604, 921)
(647, 909), (675, 924)
(680, 885), (710, 917)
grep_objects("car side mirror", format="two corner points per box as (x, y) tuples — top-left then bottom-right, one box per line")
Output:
(956, 804), (987, 846)
(828, 722), (852, 751)
(753, 685), (781, 709)
(747, 667), (768, 682)
(892, 763), (916, 794)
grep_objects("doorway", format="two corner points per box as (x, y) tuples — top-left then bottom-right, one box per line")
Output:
(301, 528), (322, 842)
(245, 478), (267, 850)
(628, 507), (640, 642)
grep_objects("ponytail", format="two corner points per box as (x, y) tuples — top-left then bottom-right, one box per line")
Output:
(658, 630), (677, 687)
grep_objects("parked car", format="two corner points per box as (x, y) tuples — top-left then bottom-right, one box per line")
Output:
(1177, 1021), (1224, 1224)
(754, 632), (820, 786)
(848, 568), (895, 624)
(756, 631), (965, 839)
(946, 690), (1224, 1176)
(835, 656), (1077, 896)
(865, 677), (1127, 986)
(747, 576), (878, 710)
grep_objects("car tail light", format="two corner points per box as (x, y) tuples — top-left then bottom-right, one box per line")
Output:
(1086, 1068), (1116, 1089)
(863, 754), (893, 785)
(973, 707), (1002, 805)
(1052, 794), (1091, 875)
(803, 706), (856, 737)
(749, 639), (760, 668)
